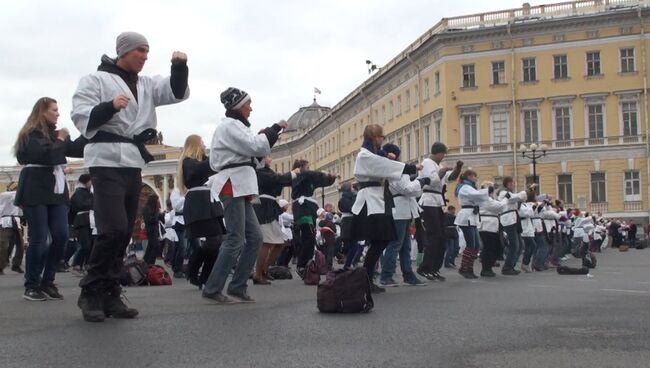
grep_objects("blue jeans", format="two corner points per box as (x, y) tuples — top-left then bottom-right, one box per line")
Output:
(23, 205), (69, 290)
(521, 236), (537, 266)
(445, 237), (459, 266)
(460, 226), (480, 249)
(203, 196), (263, 295)
(533, 234), (549, 269)
(380, 219), (416, 282)
(503, 224), (522, 270)
(172, 226), (187, 273)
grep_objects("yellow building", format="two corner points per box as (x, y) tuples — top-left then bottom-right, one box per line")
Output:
(271, 0), (650, 223)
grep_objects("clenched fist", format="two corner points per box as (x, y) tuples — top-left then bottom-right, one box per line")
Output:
(57, 128), (70, 141)
(171, 51), (188, 65)
(113, 95), (130, 110)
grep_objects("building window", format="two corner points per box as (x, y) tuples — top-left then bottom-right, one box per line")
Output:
(462, 64), (476, 88)
(554, 106), (572, 142)
(414, 127), (420, 158)
(405, 91), (411, 112)
(492, 61), (505, 85)
(622, 101), (638, 136)
(523, 109), (539, 143)
(620, 48), (635, 73)
(389, 101), (394, 120)
(381, 106), (386, 124)
(434, 117), (442, 142)
(588, 104), (604, 139)
(424, 125), (430, 154)
(591, 172), (606, 203)
(522, 58), (536, 82)
(434, 72), (440, 94)
(414, 87), (419, 107)
(423, 79), (430, 101)
(586, 51), (601, 76)
(554, 54), (568, 79)
(406, 132), (412, 160)
(625, 171), (641, 201)
(558, 174), (573, 204)
(397, 96), (402, 115)
(463, 114), (478, 148)
(491, 111), (508, 144)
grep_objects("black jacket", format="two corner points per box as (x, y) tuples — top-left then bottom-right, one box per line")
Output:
(253, 166), (292, 224)
(14, 128), (86, 207)
(182, 157), (223, 226)
(69, 186), (93, 228)
(291, 171), (336, 220)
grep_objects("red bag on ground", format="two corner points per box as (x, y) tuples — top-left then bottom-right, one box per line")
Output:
(147, 265), (172, 286)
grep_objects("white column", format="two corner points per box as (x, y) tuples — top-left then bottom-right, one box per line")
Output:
(163, 175), (169, 202)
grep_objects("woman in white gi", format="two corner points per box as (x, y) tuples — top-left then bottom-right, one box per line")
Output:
(351, 124), (420, 293)
(71, 32), (189, 322)
(202, 87), (288, 304)
(455, 170), (490, 279)
(497, 177), (530, 275)
(535, 199), (562, 271)
(379, 143), (429, 287)
(518, 191), (537, 273)
(477, 181), (506, 277)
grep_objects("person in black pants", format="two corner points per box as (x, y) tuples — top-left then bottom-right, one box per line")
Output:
(351, 124), (420, 293)
(177, 134), (225, 289)
(142, 194), (163, 265)
(291, 160), (337, 278)
(14, 97), (86, 301)
(71, 32), (189, 322)
(69, 174), (94, 274)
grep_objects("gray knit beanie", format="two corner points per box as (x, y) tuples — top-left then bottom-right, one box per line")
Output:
(116, 32), (149, 58)
(220, 87), (251, 110)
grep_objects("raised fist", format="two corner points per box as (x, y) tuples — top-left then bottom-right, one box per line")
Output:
(113, 95), (129, 110)
(171, 51), (188, 64)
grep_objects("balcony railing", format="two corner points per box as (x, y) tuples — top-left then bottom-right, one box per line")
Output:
(590, 202), (608, 213)
(624, 201), (644, 211)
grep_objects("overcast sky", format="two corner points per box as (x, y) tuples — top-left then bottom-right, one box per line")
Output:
(0, 0), (529, 165)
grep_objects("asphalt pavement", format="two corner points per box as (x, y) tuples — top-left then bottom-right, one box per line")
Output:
(1, 247), (649, 368)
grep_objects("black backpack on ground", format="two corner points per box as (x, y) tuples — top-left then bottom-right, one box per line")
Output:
(120, 255), (149, 286)
(268, 266), (293, 280)
(317, 267), (374, 313)
(557, 265), (589, 275)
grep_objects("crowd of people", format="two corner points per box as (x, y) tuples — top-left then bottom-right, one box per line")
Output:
(1, 31), (645, 322)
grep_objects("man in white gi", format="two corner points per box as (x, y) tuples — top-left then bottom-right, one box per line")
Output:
(71, 32), (189, 322)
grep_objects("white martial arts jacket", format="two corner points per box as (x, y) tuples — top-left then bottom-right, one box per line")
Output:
(71, 65), (189, 169)
(0, 191), (22, 229)
(417, 158), (451, 208)
(352, 148), (405, 216)
(208, 117), (273, 201)
(454, 184), (489, 227)
(478, 196), (506, 233)
(519, 202), (535, 237)
(497, 190), (528, 227)
(388, 174), (423, 220)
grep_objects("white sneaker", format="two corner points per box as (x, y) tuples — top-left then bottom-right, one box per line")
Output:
(521, 265), (532, 273)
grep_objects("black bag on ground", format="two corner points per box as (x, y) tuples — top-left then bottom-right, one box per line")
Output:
(557, 265), (589, 275)
(317, 267), (374, 313)
(268, 265), (293, 280)
(120, 255), (149, 286)
(582, 252), (597, 269)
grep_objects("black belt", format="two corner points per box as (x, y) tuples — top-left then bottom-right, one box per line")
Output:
(462, 205), (480, 215)
(392, 193), (403, 198)
(90, 129), (157, 163)
(220, 159), (256, 171)
(423, 187), (448, 204)
(175, 212), (183, 216)
(481, 214), (498, 218)
(423, 189), (442, 194)
(358, 181), (382, 189)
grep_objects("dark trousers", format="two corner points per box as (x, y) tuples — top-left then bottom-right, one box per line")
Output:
(419, 206), (446, 273)
(297, 223), (316, 268)
(143, 231), (160, 265)
(1, 228), (22, 270)
(74, 227), (93, 268)
(7, 229), (24, 269)
(23, 204), (69, 289)
(363, 240), (389, 281)
(80, 167), (141, 289)
(172, 226), (187, 273)
(188, 237), (220, 286)
(479, 231), (500, 271)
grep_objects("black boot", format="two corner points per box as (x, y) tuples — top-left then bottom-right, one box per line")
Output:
(103, 285), (139, 319)
(78, 287), (105, 322)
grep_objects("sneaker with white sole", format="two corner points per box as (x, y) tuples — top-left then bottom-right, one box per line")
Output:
(24, 288), (47, 301)
(379, 278), (400, 287)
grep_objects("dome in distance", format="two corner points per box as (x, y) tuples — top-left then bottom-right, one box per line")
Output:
(285, 98), (331, 132)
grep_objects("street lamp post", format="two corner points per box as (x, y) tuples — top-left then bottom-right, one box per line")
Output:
(519, 143), (548, 192)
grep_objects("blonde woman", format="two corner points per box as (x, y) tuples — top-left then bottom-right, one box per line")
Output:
(177, 134), (224, 289)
